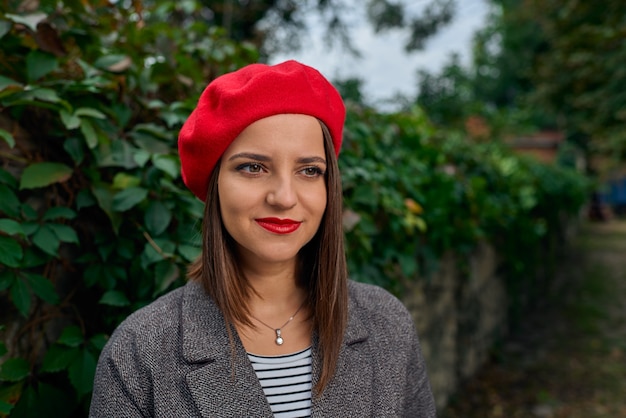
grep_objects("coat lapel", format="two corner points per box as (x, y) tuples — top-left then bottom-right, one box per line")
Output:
(181, 282), (274, 417)
(312, 290), (373, 416)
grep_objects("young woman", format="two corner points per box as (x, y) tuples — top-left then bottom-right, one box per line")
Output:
(90, 60), (436, 417)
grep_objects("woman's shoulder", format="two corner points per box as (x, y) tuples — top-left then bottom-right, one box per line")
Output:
(104, 281), (204, 349)
(348, 280), (404, 306)
(347, 280), (413, 326)
(120, 285), (186, 327)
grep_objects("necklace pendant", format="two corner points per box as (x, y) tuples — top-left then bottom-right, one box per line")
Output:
(275, 329), (284, 345)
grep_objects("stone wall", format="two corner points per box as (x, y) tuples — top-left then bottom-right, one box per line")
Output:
(403, 241), (509, 411)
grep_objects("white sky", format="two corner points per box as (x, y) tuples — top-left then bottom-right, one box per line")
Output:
(270, 0), (490, 108)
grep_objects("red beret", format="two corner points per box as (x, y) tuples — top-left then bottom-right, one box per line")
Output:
(178, 60), (346, 201)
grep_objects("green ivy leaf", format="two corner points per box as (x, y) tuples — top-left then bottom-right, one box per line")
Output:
(24, 273), (60, 305)
(4, 13), (44, 31)
(74, 107), (106, 119)
(94, 54), (131, 73)
(21, 221), (38, 236)
(0, 218), (24, 236)
(63, 137), (84, 164)
(177, 244), (201, 262)
(42, 207), (77, 221)
(47, 223), (79, 244)
(92, 186), (122, 233)
(19, 162), (73, 190)
(26, 50), (59, 82)
(0, 235), (23, 267)
(10, 278), (31, 316)
(83, 264), (106, 288)
(0, 358), (30, 382)
(111, 102), (132, 128)
(153, 261), (179, 296)
(141, 239), (176, 268)
(68, 349), (96, 395)
(0, 75), (22, 91)
(181, 195), (205, 218)
(99, 290), (130, 307)
(79, 118), (98, 149)
(0, 128), (15, 148)
(40, 345), (79, 373)
(20, 247), (49, 269)
(0, 270), (16, 291)
(30, 87), (62, 104)
(76, 189), (96, 210)
(112, 186), (148, 211)
(152, 154), (179, 178)
(133, 149), (151, 167)
(0, 168), (17, 187)
(58, 326), (83, 347)
(145, 201), (172, 236)
(32, 224), (60, 256)
(95, 140), (138, 169)
(89, 334), (108, 351)
(112, 172), (141, 189)
(60, 109), (81, 130)
(21, 204), (38, 221)
(0, 342), (6, 357)
(0, 184), (20, 217)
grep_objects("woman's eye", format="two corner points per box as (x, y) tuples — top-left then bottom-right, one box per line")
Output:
(302, 167), (324, 177)
(237, 163), (263, 173)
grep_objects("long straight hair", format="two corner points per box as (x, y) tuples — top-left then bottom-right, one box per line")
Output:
(186, 121), (348, 396)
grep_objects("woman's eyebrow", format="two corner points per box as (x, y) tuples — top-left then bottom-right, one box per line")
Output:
(298, 156), (327, 165)
(228, 153), (326, 165)
(227, 152), (270, 162)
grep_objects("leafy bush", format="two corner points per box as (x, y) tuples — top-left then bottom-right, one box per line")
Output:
(0, 2), (257, 415)
(340, 106), (589, 293)
(0, 3), (590, 416)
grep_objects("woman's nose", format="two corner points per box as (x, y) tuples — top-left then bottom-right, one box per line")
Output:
(266, 174), (297, 209)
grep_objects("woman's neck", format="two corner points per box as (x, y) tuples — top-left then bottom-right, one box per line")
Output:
(245, 269), (305, 308)
(239, 256), (303, 305)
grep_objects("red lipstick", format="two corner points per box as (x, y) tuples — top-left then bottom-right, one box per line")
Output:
(255, 218), (302, 234)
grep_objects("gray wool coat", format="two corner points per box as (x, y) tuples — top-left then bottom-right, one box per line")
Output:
(89, 280), (436, 417)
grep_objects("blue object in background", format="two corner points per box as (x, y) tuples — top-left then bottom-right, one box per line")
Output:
(602, 177), (626, 215)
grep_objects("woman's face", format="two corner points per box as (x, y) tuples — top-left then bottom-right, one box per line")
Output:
(217, 114), (328, 269)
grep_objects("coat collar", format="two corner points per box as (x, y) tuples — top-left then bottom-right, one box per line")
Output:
(180, 280), (372, 417)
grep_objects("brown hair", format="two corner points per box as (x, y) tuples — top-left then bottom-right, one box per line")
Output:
(186, 121), (348, 395)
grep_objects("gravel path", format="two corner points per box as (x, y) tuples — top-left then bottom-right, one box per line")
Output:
(441, 220), (626, 418)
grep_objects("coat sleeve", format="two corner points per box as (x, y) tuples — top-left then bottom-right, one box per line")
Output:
(404, 325), (437, 417)
(89, 327), (152, 417)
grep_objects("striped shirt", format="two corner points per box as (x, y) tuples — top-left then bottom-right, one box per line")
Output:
(247, 347), (312, 418)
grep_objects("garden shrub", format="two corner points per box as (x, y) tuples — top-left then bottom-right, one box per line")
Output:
(340, 107), (589, 293)
(0, 2), (257, 415)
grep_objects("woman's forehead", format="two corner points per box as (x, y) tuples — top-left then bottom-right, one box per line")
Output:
(223, 114), (325, 158)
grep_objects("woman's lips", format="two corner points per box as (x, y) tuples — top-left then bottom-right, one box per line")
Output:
(255, 218), (302, 234)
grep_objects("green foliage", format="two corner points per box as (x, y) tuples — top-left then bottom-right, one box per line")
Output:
(0, 1), (257, 415)
(0, 1), (590, 415)
(340, 106), (590, 294)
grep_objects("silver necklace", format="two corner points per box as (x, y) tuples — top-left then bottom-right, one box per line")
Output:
(250, 301), (306, 346)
